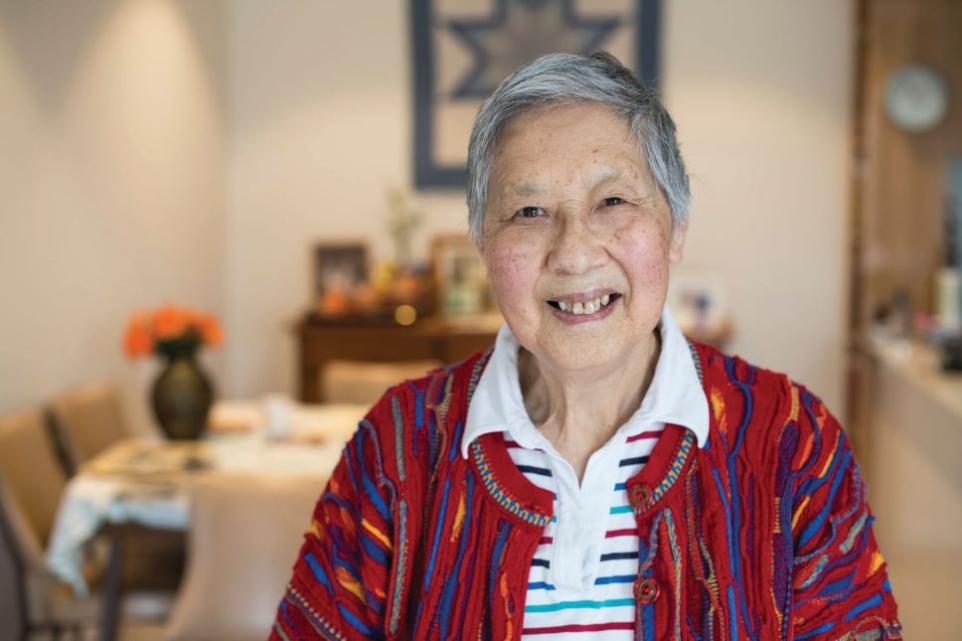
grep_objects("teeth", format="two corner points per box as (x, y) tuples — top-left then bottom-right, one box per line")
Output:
(553, 294), (615, 315)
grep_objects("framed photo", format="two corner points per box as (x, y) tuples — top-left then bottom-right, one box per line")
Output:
(410, 0), (663, 187)
(430, 234), (490, 316)
(313, 242), (368, 299)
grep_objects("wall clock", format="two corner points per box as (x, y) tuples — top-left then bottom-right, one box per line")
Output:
(884, 64), (949, 133)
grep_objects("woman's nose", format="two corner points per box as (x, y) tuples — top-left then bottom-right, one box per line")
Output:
(545, 215), (607, 276)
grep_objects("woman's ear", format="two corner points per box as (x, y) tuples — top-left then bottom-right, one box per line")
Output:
(668, 219), (689, 265)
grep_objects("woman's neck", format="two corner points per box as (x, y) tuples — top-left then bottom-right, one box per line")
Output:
(518, 329), (662, 482)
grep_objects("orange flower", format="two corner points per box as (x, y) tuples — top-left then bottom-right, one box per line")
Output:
(198, 314), (224, 347)
(123, 311), (153, 358)
(123, 305), (223, 359)
(152, 305), (191, 340)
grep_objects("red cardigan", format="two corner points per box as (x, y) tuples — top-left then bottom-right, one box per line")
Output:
(269, 341), (902, 641)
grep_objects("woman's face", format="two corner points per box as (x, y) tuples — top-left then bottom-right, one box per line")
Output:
(481, 102), (687, 375)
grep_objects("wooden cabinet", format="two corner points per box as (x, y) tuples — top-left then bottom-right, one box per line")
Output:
(851, 0), (962, 333)
(848, 0), (962, 454)
(295, 314), (501, 402)
(848, 6), (962, 637)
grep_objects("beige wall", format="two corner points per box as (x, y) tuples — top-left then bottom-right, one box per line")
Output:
(0, 0), (226, 431)
(664, 2), (854, 414)
(226, 1), (853, 414)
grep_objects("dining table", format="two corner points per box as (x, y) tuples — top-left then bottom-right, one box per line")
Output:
(44, 399), (368, 641)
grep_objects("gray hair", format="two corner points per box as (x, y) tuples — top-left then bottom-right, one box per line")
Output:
(465, 51), (690, 244)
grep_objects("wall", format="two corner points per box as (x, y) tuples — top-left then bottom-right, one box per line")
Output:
(664, 1), (854, 414)
(226, 1), (853, 414)
(0, 0), (226, 432)
(225, 1), (451, 399)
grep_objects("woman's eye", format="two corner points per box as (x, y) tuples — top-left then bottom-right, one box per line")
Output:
(603, 197), (625, 207)
(515, 206), (543, 219)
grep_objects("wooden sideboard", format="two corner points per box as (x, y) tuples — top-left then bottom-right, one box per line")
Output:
(295, 313), (501, 403)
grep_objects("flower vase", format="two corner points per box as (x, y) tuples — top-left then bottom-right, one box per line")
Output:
(151, 337), (214, 440)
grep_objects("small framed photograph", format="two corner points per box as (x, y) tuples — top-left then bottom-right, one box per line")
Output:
(313, 242), (368, 299)
(430, 234), (489, 316)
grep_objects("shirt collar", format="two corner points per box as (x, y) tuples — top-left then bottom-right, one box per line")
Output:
(460, 304), (710, 460)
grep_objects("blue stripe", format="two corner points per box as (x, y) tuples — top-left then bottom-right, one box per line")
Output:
(337, 601), (384, 639)
(303, 551), (333, 595)
(600, 551), (636, 562)
(609, 505), (633, 515)
(594, 574), (635, 585)
(423, 476), (451, 591)
(642, 601), (655, 641)
(795, 621), (835, 640)
(517, 464), (552, 477)
(844, 593), (883, 622)
(437, 474), (474, 639)
(727, 585), (738, 641)
(322, 490), (353, 512)
(818, 570), (854, 598)
(357, 431), (390, 522)
(798, 449), (851, 549)
(527, 581), (555, 591)
(798, 430), (848, 496)
(447, 419), (463, 461)
(360, 532), (389, 566)
(619, 456), (649, 466)
(488, 520), (511, 609)
(414, 387), (424, 427)
(525, 597), (635, 613)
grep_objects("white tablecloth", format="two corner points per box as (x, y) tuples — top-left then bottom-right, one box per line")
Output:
(46, 402), (366, 595)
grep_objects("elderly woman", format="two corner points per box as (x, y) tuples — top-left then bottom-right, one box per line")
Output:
(270, 53), (901, 641)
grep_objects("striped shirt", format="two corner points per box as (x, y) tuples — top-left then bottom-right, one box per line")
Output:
(461, 304), (710, 640)
(506, 428), (662, 638)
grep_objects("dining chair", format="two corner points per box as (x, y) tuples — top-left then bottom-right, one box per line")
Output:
(164, 473), (322, 641)
(321, 358), (442, 404)
(0, 408), (98, 641)
(48, 383), (130, 476)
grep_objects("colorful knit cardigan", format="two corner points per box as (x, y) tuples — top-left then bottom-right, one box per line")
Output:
(269, 341), (902, 641)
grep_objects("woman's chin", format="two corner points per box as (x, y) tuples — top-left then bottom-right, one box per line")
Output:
(533, 332), (635, 375)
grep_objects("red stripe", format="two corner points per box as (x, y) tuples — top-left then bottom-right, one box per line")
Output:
(605, 528), (638, 538)
(523, 622), (635, 634)
(626, 430), (662, 443)
(538, 536), (552, 544)
(504, 439), (520, 448)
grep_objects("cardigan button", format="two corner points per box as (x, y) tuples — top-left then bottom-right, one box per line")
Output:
(628, 484), (652, 510)
(634, 578), (660, 604)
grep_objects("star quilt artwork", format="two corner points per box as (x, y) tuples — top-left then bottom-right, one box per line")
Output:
(411, 0), (662, 187)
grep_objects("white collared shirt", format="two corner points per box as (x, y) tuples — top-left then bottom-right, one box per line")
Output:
(461, 304), (709, 639)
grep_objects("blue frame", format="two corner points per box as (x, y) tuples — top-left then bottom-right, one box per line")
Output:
(410, 0), (662, 188)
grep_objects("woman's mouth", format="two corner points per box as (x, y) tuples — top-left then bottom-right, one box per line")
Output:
(546, 292), (622, 323)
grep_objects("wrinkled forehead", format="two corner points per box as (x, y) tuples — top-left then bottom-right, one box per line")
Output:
(488, 103), (654, 197)
(495, 101), (637, 148)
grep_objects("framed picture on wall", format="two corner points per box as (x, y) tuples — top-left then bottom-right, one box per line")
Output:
(410, 0), (663, 188)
